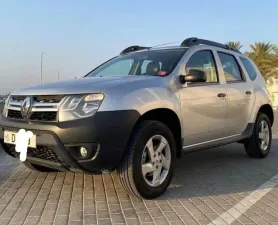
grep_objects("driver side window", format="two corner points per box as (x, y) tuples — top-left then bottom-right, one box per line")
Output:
(186, 50), (218, 83)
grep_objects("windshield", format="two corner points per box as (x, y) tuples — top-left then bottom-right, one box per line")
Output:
(86, 48), (187, 77)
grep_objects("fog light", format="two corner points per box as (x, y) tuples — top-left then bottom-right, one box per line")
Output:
(80, 147), (88, 157)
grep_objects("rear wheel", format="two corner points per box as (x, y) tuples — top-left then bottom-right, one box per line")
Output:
(23, 161), (58, 172)
(117, 120), (176, 199)
(244, 113), (272, 158)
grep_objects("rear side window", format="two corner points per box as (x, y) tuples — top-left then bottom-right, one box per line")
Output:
(240, 57), (257, 81)
(218, 53), (243, 82)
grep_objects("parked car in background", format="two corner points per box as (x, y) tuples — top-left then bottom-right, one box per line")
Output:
(0, 37), (274, 199)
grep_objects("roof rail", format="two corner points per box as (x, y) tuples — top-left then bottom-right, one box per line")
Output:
(180, 37), (242, 54)
(120, 45), (150, 55)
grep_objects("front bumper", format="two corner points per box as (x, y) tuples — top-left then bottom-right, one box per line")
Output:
(0, 110), (140, 174)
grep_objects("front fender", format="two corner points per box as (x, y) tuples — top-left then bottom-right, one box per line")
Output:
(98, 85), (184, 137)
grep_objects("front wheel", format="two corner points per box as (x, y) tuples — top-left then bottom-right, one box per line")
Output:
(117, 120), (176, 199)
(244, 113), (272, 158)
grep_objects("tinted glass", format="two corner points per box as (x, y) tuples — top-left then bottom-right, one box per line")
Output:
(141, 60), (162, 74)
(96, 59), (134, 76)
(186, 50), (218, 82)
(86, 49), (187, 77)
(218, 53), (243, 82)
(240, 57), (257, 80)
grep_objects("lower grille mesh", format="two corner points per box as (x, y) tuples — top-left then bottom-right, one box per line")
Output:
(4, 144), (61, 163)
(7, 110), (23, 119)
(30, 112), (57, 121)
(7, 110), (57, 122)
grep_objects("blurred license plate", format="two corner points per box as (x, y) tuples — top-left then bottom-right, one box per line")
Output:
(4, 130), (36, 148)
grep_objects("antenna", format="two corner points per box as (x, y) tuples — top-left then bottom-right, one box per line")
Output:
(151, 41), (179, 48)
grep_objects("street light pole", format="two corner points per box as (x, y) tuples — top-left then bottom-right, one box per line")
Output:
(58, 70), (60, 80)
(40, 52), (45, 83)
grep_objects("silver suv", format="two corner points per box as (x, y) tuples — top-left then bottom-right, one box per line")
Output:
(0, 38), (274, 199)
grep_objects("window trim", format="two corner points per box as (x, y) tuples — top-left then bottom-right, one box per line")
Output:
(217, 51), (246, 84)
(186, 82), (220, 87)
(185, 50), (220, 87)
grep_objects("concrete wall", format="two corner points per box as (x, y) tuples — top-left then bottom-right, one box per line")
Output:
(273, 93), (278, 109)
(268, 79), (278, 110)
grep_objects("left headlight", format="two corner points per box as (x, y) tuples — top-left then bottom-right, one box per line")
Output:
(59, 93), (104, 121)
(2, 94), (10, 116)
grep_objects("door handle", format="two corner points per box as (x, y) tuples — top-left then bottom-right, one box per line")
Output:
(246, 91), (252, 95)
(217, 93), (226, 98)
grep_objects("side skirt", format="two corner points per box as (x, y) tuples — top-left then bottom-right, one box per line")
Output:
(182, 123), (254, 154)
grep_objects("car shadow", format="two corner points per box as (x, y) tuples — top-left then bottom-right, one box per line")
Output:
(156, 138), (278, 200)
(0, 147), (20, 183)
(1, 136), (277, 203)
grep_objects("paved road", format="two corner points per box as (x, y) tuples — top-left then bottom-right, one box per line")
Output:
(0, 113), (277, 225)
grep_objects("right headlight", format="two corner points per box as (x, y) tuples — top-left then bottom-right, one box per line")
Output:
(59, 93), (104, 121)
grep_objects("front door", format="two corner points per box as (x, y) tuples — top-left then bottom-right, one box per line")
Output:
(179, 50), (228, 146)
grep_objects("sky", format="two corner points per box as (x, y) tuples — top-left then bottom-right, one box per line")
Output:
(0, 0), (277, 94)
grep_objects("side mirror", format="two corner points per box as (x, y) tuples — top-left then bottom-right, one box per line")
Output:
(179, 69), (207, 84)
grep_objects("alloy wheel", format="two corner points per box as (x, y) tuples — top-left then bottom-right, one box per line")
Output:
(258, 120), (270, 151)
(141, 135), (171, 187)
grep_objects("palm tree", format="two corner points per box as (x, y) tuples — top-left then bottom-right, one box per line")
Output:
(249, 42), (275, 55)
(246, 42), (276, 79)
(274, 45), (278, 55)
(226, 41), (242, 50)
(273, 46), (278, 78)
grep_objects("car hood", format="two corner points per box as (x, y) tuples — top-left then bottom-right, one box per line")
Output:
(11, 76), (162, 96)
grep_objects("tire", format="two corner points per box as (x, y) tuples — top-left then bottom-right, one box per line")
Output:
(23, 161), (58, 172)
(244, 113), (272, 158)
(117, 120), (176, 199)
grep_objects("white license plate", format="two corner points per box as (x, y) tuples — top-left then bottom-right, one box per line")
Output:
(4, 130), (37, 148)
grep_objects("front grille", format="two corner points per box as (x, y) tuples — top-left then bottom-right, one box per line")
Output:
(4, 144), (62, 163)
(6, 95), (63, 122)
(7, 110), (23, 119)
(11, 96), (25, 102)
(30, 112), (57, 121)
(33, 95), (64, 103)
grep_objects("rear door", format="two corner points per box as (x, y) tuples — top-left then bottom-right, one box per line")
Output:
(217, 52), (255, 135)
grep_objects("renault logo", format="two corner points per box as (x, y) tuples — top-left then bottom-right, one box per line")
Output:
(21, 97), (32, 119)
